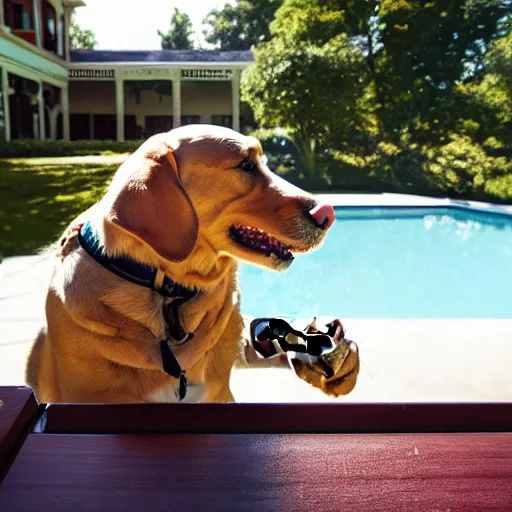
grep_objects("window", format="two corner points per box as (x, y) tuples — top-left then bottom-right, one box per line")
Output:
(43, 0), (57, 53)
(211, 115), (232, 128)
(10, 0), (33, 30)
(124, 115), (140, 140)
(181, 115), (200, 126)
(12, 4), (23, 28)
(70, 114), (90, 140)
(145, 115), (173, 137)
(8, 74), (38, 139)
(93, 114), (116, 140)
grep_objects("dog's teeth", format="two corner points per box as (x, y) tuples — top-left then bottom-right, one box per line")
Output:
(231, 224), (293, 261)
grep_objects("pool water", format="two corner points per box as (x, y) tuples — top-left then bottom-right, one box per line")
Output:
(239, 207), (512, 318)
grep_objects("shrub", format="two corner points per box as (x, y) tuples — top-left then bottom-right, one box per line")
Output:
(320, 134), (512, 202)
(0, 139), (142, 158)
(324, 142), (434, 194)
(248, 128), (300, 174)
(421, 134), (512, 199)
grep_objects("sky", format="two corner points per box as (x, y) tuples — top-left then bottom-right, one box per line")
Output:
(74, 0), (234, 50)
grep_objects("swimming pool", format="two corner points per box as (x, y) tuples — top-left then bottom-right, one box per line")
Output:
(239, 206), (512, 318)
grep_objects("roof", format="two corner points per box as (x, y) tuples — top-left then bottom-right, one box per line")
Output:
(70, 50), (253, 64)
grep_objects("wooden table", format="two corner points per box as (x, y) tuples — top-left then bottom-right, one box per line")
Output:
(0, 386), (38, 481)
(0, 387), (511, 512)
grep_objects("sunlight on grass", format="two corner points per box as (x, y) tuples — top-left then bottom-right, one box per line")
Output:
(0, 158), (119, 258)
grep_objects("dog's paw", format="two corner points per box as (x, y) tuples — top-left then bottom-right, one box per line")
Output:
(288, 318), (360, 397)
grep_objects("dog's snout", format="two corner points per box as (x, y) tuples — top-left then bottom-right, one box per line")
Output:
(309, 203), (335, 229)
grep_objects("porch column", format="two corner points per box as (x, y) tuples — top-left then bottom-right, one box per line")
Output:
(172, 70), (181, 128)
(49, 107), (58, 139)
(0, 0), (5, 27)
(34, 0), (43, 48)
(38, 81), (46, 140)
(61, 83), (70, 141)
(231, 69), (240, 132)
(2, 67), (10, 141)
(115, 77), (124, 141)
(64, 8), (71, 62)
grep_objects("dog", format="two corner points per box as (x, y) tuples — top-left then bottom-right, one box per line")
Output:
(26, 125), (359, 403)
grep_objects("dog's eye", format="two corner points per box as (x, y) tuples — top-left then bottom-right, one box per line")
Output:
(237, 158), (257, 173)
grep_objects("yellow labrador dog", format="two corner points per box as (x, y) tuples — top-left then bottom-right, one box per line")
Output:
(26, 125), (359, 403)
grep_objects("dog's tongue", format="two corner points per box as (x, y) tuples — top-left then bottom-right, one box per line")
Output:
(309, 204), (335, 229)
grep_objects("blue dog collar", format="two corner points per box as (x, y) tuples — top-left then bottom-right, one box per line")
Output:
(78, 221), (197, 300)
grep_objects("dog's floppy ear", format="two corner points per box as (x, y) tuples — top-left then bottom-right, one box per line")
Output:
(106, 140), (198, 262)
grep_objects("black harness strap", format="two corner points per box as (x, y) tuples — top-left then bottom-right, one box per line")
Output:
(160, 340), (188, 400)
(163, 297), (195, 345)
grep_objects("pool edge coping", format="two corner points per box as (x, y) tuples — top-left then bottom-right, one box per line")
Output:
(316, 193), (512, 218)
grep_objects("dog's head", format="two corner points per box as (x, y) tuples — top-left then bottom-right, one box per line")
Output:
(103, 125), (335, 272)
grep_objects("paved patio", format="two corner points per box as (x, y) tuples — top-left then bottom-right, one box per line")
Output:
(0, 253), (52, 388)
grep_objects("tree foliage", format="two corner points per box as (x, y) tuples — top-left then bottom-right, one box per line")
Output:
(241, 0), (512, 200)
(69, 13), (97, 50)
(203, 0), (282, 50)
(486, 30), (512, 89)
(375, 0), (509, 135)
(158, 8), (194, 50)
(242, 33), (369, 173)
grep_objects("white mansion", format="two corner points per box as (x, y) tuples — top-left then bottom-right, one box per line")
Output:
(0, 0), (254, 142)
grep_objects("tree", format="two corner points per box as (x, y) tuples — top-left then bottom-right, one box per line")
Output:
(242, 0), (376, 172)
(248, 0), (509, 143)
(242, 33), (369, 174)
(69, 13), (97, 50)
(203, 0), (282, 51)
(375, 0), (509, 138)
(158, 8), (194, 50)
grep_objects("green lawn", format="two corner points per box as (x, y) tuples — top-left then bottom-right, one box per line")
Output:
(0, 156), (125, 259)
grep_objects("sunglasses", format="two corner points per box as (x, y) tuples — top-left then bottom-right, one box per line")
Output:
(250, 318), (336, 359)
